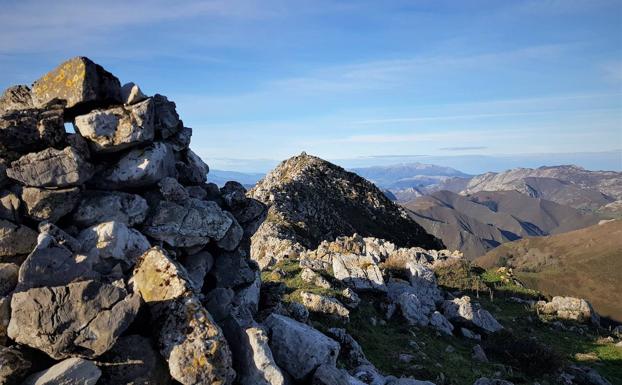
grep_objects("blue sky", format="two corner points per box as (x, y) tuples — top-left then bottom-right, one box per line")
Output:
(1, 0), (621, 172)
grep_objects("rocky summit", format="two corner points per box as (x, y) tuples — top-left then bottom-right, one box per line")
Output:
(250, 153), (443, 269)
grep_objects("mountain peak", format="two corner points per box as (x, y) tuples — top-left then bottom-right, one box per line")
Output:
(250, 153), (443, 269)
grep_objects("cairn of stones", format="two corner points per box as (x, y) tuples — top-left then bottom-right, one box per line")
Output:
(0, 57), (270, 384)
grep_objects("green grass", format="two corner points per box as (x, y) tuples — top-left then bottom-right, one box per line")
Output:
(262, 259), (622, 384)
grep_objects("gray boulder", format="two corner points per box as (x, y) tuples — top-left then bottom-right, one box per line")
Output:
(300, 291), (350, 320)
(132, 247), (235, 385)
(72, 190), (148, 228)
(153, 94), (181, 138)
(0, 346), (33, 385)
(386, 379), (436, 385)
(429, 311), (454, 336)
(0, 263), (18, 295)
(326, 328), (370, 368)
(472, 378), (514, 385)
(0, 190), (20, 222)
(158, 176), (189, 202)
(442, 296), (503, 333)
(387, 281), (431, 326)
(264, 313), (340, 381)
(95, 142), (176, 189)
(8, 280), (140, 359)
(536, 296), (600, 326)
(74, 98), (154, 153)
(142, 198), (232, 247)
(0, 219), (37, 258)
(332, 254), (386, 292)
(0, 106), (64, 156)
(77, 221), (150, 272)
(179, 250), (213, 293)
(7, 147), (93, 188)
(17, 232), (99, 290)
(312, 363), (351, 385)
(0, 85), (33, 113)
(167, 126), (192, 151)
(176, 149), (209, 185)
(217, 212), (244, 251)
(209, 249), (256, 289)
(21, 186), (80, 222)
(22, 357), (101, 385)
(98, 335), (172, 385)
(31, 56), (121, 110)
(472, 345), (488, 363)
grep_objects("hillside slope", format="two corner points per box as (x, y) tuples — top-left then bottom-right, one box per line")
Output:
(249, 153), (443, 268)
(476, 220), (622, 321)
(403, 190), (600, 259)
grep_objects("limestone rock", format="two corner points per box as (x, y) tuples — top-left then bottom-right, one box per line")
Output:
(0, 219), (37, 258)
(430, 311), (454, 336)
(326, 328), (370, 368)
(264, 314), (339, 381)
(472, 344), (488, 363)
(179, 250), (213, 293)
(78, 221), (150, 272)
(237, 326), (286, 385)
(301, 268), (332, 289)
(0, 106), (65, 156)
(300, 291), (350, 320)
(98, 335), (172, 385)
(536, 296), (600, 325)
(143, 198), (233, 247)
(31, 56), (121, 110)
(176, 149), (208, 185)
(442, 296), (503, 333)
(0, 85), (33, 113)
(74, 98), (154, 153)
(472, 378), (514, 385)
(158, 176), (189, 202)
(21, 186), (80, 222)
(17, 232), (99, 290)
(22, 357), (101, 385)
(72, 190), (148, 227)
(0, 346), (33, 385)
(210, 249), (257, 289)
(153, 94), (181, 139)
(406, 262), (442, 308)
(217, 212), (243, 251)
(332, 254), (385, 291)
(385, 379), (437, 385)
(0, 263), (18, 296)
(312, 363), (351, 385)
(167, 126), (192, 151)
(234, 270), (262, 315)
(8, 280), (140, 359)
(95, 142), (175, 189)
(387, 281), (434, 326)
(341, 287), (361, 309)
(0, 190), (19, 222)
(7, 147), (93, 188)
(120, 82), (147, 105)
(0, 296), (10, 345)
(132, 247), (235, 385)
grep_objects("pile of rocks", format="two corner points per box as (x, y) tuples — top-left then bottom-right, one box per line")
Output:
(0, 56), (278, 385)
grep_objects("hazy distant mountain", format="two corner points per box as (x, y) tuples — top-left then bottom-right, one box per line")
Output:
(352, 163), (470, 187)
(403, 190), (600, 259)
(463, 165), (622, 214)
(208, 169), (265, 188)
(477, 220), (622, 321)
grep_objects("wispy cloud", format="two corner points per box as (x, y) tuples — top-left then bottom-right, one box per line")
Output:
(439, 146), (488, 151)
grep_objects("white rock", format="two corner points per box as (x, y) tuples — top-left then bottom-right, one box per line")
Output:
(22, 357), (101, 385)
(121, 82), (148, 105)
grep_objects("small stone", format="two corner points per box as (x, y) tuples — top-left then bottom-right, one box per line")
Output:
(216, 212), (243, 251)
(0, 85), (33, 113)
(158, 177), (189, 202)
(176, 149), (208, 185)
(0, 346), (33, 385)
(120, 82), (147, 105)
(0, 190), (21, 222)
(22, 357), (101, 385)
(472, 345), (488, 363)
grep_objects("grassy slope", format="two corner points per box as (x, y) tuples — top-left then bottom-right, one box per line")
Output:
(476, 220), (622, 321)
(262, 259), (622, 385)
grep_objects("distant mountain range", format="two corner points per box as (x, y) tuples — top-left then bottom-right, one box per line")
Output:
(402, 190), (600, 259)
(476, 220), (622, 322)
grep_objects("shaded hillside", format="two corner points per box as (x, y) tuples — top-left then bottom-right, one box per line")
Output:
(477, 220), (622, 321)
(463, 165), (621, 213)
(403, 190), (600, 259)
(249, 153), (443, 268)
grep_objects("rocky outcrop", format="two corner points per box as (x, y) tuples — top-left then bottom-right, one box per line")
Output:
(250, 153), (442, 269)
(536, 296), (600, 326)
(0, 57), (271, 384)
(442, 296), (503, 333)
